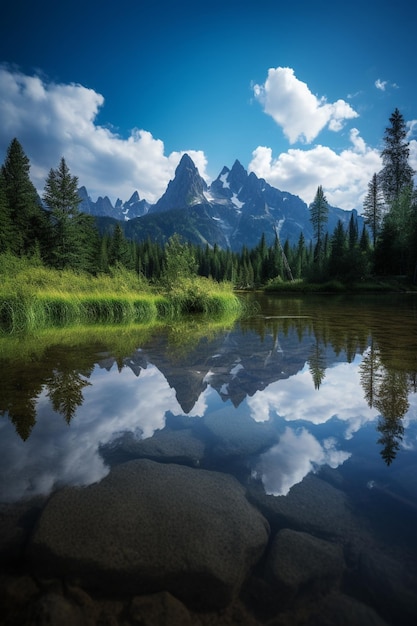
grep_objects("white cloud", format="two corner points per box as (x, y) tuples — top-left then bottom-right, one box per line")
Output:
(253, 427), (350, 496)
(248, 127), (382, 209)
(253, 67), (358, 144)
(0, 362), (185, 502)
(247, 357), (378, 440)
(0, 65), (208, 203)
(375, 78), (398, 92)
(375, 79), (387, 91)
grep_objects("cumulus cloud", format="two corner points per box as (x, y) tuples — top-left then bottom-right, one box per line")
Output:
(253, 67), (358, 144)
(0, 362), (185, 502)
(253, 427), (351, 496)
(249, 127), (382, 209)
(247, 357), (378, 440)
(0, 65), (208, 203)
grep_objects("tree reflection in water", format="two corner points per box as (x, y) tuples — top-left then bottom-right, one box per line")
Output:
(1, 294), (416, 468)
(360, 342), (410, 464)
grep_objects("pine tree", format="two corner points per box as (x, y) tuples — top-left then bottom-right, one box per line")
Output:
(363, 173), (385, 246)
(379, 108), (414, 206)
(0, 169), (14, 253)
(329, 220), (347, 277)
(348, 213), (359, 250)
(309, 185), (329, 266)
(109, 223), (131, 267)
(1, 138), (45, 255)
(43, 157), (84, 269)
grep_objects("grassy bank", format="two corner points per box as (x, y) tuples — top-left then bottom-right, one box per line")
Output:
(264, 277), (417, 293)
(0, 255), (244, 334)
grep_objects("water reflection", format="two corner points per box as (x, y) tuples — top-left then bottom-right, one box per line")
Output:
(360, 341), (410, 465)
(252, 427), (351, 496)
(0, 294), (417, 503)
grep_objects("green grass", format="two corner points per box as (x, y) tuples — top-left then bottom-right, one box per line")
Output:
(0, 254), (245, 334)
(264, 276), (417, 293)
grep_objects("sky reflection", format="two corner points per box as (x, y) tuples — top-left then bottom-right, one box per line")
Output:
(0, 362), (185, 502)
(247, 355), (379, 439)
(253, 427), (351, 496)
(1, 296), (417, 504)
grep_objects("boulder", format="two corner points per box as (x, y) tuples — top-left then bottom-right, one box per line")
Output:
(29, 459), (269, 609)
(356, 547), (417, 625)
(129, 591), (193, 626)
(100, 428), (205, 467)
(265, 528), (345, 600)
(248, 473), (355, 539)
(305, 592), (389, 626)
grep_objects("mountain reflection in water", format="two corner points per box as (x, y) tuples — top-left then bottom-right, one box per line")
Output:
(1, 293), (417, 625)
(0, 294), (417, 503)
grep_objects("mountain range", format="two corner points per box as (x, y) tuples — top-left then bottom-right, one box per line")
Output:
(79, 154), (364, 250)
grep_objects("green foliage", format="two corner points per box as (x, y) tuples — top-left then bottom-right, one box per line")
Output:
(1, 138), (46, 255)
(161, 234), (198, 289)
(310, 185), (329, 255)
(379, 108), (414, 206)
(0, 253), (243, 334)
(43, 157), (98, 271)
(363, 173), (385, 246)
(0, 169), (14, 253)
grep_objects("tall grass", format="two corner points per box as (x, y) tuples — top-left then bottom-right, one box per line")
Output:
(0, 254), (245, 334)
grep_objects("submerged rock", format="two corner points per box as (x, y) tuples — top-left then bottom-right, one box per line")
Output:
(28, 459), (269, 609)
(248, 473), (355, 539)
(203, 407), (278, 458)
(265, 528), (345, 601)
(306, 592), (389, 626)
(100, 428), (206, 467)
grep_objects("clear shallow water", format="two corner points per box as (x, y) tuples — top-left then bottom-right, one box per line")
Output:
(1, 293), (417, 624)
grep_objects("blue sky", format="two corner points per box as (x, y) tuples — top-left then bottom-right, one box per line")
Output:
(1, 0), (416, 211)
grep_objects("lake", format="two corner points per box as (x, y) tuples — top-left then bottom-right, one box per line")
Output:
(1, 293), (417, 625)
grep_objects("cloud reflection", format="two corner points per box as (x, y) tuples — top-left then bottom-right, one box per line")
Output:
(253, 427), (351, 496)
(247, 357), (378, 438)
(0, 363), (184, 502)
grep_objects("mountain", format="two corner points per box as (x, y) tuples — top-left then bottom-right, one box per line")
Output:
(83, 155), (365, 250)
(78, 186), (150, 221)
(150, 153), (208, 213)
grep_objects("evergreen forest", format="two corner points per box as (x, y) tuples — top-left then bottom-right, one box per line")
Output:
(1, 108), (416, 291)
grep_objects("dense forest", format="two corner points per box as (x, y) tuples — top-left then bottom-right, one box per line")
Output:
(1, 108), (416, 288)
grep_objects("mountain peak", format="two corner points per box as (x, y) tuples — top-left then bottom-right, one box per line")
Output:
(227, 159), (248, 194)
(127, 191), (140, 204)
(177, 153), (195, 169)
(150, 154), (208, 213)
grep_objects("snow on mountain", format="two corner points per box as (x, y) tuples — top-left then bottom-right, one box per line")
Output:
(79, 154), (365, 250)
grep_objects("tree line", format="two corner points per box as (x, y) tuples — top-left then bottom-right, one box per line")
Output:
(1, 108), (416, 287)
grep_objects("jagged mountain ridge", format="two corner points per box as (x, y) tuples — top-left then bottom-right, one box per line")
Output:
(78, 186), (151, 221)
(82, 154), (364, 250)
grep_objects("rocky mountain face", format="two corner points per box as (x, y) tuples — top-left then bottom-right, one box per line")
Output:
(81, 155), (364, 249)
(78, 186), (150, 221)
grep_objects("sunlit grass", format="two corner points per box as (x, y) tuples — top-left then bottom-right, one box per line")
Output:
(0, 254), (245, 334)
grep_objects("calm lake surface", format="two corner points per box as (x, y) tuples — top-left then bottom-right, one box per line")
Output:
(1, 293), (417, 625)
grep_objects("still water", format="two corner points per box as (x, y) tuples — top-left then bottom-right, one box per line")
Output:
(1, 293), (417, 625)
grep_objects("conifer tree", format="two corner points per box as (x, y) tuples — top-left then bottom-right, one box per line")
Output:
(0, 170), (14, 253)
(1, 138), (45, 255)
(109, 223), (132, 267)
(43, 157), (85, 269)
(379, 108), (414, 205)
(309, 185), (329, 267)
(363, 173), (385, 246)
(329, 220), (347, 277)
